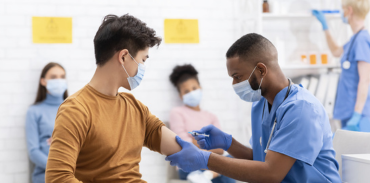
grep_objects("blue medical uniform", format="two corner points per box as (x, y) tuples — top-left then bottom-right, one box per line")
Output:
(250, 84), (341, 182)
(334, 30), (370, 126)
(26, 94), (64, 183)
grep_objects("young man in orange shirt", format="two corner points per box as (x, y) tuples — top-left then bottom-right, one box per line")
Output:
(45, 14), (182, 182)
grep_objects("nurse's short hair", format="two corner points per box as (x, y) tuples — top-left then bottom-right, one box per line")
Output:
(342, 0), (370, 19)
(226, 33), (277, 65)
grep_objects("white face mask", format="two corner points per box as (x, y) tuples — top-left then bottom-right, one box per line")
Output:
(341, 12), (349, 24)
(233, 66), (263, 102)
(183, 89), (202, 107)
(122, 53), (146, 90)
(46, 79), (67, 97)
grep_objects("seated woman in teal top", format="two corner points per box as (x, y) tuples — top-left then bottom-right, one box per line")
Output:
(25, 62), (68, 183)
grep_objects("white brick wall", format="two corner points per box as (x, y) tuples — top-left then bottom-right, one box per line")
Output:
(0, 0), (252, 182)
(2, 0), (355, 182)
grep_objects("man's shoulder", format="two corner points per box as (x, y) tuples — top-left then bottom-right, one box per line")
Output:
(118, 92), (135, 100)
(59, 86), (89, 113)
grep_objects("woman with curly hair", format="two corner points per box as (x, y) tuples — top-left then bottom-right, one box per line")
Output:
(169, 64), (235, 183)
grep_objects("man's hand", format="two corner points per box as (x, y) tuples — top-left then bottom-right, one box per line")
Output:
(312, 10), (328, 30)
(192, 125), (232, 151)
(165, 136), (211, 172)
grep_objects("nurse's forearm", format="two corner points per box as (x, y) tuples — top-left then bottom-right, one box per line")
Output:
(207, 153), (284, 183)
(324, 30), (343, 57)
(355, 62), (370, 113)
(226, 138), (253, 160)
(355, 82), (369, 113)
(355, 61), (370, 114)
(209, 148), (224, 155)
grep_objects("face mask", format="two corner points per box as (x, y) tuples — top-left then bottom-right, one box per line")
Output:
(233, 66), (263, 102)
(341, 12), (349, 24)
(46, 79), (67, 97)
(122, 53), (146, 90)
(183, 89), (202, 107)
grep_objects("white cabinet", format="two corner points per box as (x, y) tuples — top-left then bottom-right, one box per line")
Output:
(342, 154), (370, 183)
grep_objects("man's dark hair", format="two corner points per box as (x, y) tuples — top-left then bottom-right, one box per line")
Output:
(226, 33), (277, 64)
(169, 64), (199, 91)
(94, 14), (162, 65)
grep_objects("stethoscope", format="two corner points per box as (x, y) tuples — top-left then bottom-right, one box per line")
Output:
(263, 78), (292, 153)
(342, 27), (364, 69)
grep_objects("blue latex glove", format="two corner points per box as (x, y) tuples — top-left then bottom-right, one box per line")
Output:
(312, 10), (328, 30)
(346, 112), (362, 131)
(165, 136), (211, 173)
(192, 125), (232, 151)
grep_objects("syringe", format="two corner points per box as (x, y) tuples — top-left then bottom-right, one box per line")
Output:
(188, 132), (209, 137)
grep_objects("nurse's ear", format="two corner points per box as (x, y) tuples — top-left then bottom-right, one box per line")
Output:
(343, 5), (353, 18)
(256, 62), (268, 77)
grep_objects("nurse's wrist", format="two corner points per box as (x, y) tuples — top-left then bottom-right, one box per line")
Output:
(353, 110), (362, 115)
(353, 111), (362, 117)
(323, 24), (328, 31)
(223, 133), (233, 151)
(201, 150), (212, 170)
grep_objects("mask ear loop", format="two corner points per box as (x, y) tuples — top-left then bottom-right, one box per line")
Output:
(121, 57), (131, 78)
(122, 52), (138, 78)
(248, 66), (258, 81)
(259, 77), (264, 90)
(129, 53), (139, 65)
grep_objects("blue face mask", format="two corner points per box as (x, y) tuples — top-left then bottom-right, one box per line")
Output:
(183, 89), (202, 107)
(122, 54), (146, 90)
(233, 66), (263, 102)
(46, 79), (67, 97)
(341, 12), (349, 24)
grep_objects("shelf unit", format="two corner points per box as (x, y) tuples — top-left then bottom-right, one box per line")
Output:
(262, 13), (341, 20)
(281, 64), (340, 70)
(243, 0), (347, 76)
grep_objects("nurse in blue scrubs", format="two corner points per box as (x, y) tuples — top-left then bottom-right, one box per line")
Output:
(165, 33), (341, 182)
(26, 62), (68, 183)
(313, 0), (370, 131)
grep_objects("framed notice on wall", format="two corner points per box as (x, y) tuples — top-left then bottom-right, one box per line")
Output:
(32, 17), (72, 44)
(164, 19), (199, 44)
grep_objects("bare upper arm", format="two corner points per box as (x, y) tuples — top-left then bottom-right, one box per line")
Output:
(265, 150), (296, 182)
(358, 61), (370, 83)
(160, 126), (182, 156)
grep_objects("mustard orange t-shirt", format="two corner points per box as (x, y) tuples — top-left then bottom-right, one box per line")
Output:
(45, 85), (165, 183)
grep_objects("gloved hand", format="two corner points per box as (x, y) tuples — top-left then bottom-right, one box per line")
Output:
(312, 10), (328, 30)
(346, 112), (362, 131)
(192, 125), (232, 151)
(165, 136), (211, 173)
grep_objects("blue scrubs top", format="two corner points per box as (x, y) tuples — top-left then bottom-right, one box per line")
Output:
(250, 84), (341, 183)
(334, 30), (370, 121)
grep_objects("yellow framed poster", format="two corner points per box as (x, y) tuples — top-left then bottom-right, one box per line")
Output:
(164, 19), (199, 44)
(32, 17), (72, 43)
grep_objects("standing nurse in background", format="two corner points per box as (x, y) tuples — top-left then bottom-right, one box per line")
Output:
(26, 62), (68, 183)
(313, 0), (370, 131)
(169, 64), (235, 183)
